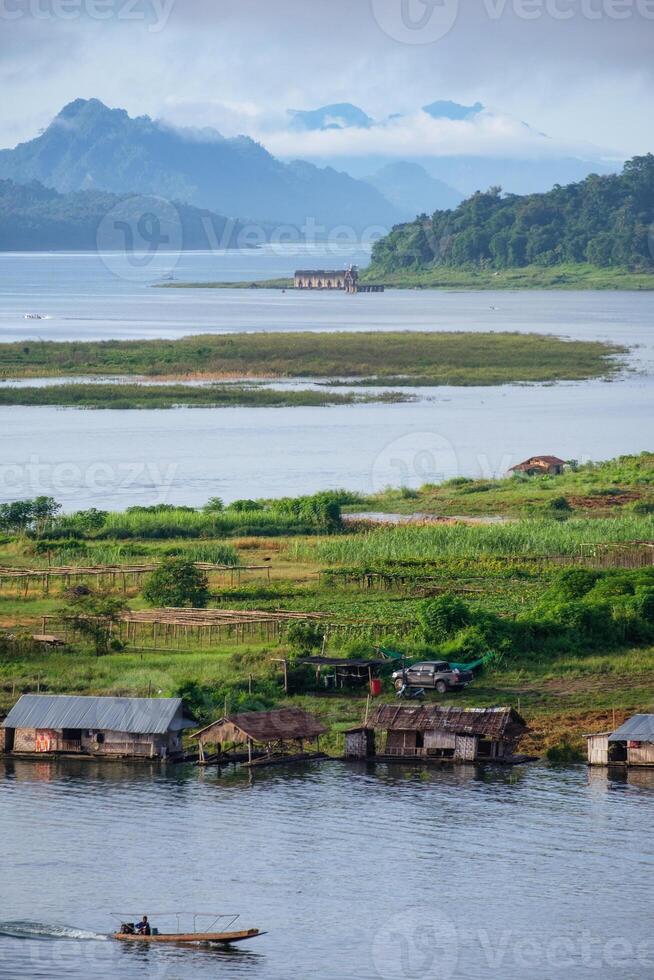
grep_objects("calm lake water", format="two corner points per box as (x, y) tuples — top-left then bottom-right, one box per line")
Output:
(0, 247), (652, 508)
(1, 758), (653, 980)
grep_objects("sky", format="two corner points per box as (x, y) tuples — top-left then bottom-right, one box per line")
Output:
(0, 0), (652, 159)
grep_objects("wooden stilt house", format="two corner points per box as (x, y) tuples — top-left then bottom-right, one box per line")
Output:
(191, 708), (327, 768)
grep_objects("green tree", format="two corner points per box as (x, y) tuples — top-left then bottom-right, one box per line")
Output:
(143, 558), (209, 608)
(0, 496), (61, 535)
(62, 590), (127, 657)
(203, 497), (224, 512)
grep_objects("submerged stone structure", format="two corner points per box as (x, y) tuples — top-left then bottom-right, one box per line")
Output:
(294, 266), (383, 293)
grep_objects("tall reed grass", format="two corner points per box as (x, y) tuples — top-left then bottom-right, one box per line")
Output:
(307, 516), (654, 564)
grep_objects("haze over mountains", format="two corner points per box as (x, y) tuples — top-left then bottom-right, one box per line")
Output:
(282, 99), (617, 198)
(0, 97), (621, 248)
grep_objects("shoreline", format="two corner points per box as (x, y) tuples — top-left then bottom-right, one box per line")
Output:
(156, 265), (654, 292)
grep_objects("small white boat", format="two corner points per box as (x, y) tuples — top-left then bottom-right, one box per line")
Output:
(24, 313), (44, 320)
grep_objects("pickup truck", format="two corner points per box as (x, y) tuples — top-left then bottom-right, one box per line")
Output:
(392, 661), (473, 694)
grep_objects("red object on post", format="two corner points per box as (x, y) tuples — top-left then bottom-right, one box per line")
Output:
(370, 678), (382, 697)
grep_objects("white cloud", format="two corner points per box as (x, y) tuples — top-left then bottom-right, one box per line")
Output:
(248, 108), (605, 161)
(0, 0), (651, 155)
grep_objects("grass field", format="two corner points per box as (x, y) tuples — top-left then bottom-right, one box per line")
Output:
(0, 331), (626, 385)
(359, 452), (654, 517)
(2, 455), (654, 757)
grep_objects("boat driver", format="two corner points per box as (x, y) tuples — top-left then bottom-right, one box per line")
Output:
(136, 915), (151, 935)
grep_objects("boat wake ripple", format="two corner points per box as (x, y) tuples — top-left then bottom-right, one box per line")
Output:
(0, 921), (108, 941)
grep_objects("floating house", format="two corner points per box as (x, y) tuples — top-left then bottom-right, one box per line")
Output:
(586, 714), (654, 767)
(191, 707), (327, 767)
(509, 455), (566, 476)
(346, 705), (528, 763)
(0, 694), (195, 759)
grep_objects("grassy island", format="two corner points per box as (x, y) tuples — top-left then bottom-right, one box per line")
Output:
(0, 331), (626, 388)
(0, 383), (411, 410)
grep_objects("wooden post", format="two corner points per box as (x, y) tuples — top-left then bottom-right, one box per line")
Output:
(248, 737), (253, 765)
(248, 674), (253, 694)
(283, 659), (289, 694)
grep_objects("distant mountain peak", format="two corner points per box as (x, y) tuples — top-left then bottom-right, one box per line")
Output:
(56, 97), (118, 121)
(0, 99), (402, 230)
(288, 103), (374, 132)
(422, 100), (485, 121)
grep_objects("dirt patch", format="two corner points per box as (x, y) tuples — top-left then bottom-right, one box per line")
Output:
(523, 708), (632, 755)
(567, 492), (640, 510)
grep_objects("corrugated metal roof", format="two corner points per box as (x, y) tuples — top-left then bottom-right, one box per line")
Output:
(368, 705), (527, 738)
(609, 714), (654, 741)
(193, 708), (327, 742)
(2, 695), (194, 734)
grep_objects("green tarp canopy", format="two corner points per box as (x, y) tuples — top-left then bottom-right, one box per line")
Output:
(377, 645), (492, 673)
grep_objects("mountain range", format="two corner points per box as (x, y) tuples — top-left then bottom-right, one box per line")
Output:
(0, 99), (402, 231)
(285, 100), (618, 197)
(0, 97), (622, 246)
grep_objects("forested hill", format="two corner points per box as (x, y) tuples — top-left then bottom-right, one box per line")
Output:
(368, 155), (654, 276)
(0, 179), (247, 251)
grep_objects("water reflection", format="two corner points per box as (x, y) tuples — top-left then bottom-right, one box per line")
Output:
(587, 765), (654, 794)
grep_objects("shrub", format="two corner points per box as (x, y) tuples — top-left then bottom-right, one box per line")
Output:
(143, 558), (209, 608)
(228, 499), (264, 512)
(286, 621), (324, 656)
(420, 595), (471, 643)
(440, 477), (474, 488)
(549, 568), (600, 601)
(634, 588), (654, 624)
(548, 495), (573, 511)
(176, 679), (278, 726)
(546, 741), (584, 764)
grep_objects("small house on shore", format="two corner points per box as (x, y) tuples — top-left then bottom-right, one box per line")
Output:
(0, 694), (195, 759)
(586, 715), (654, 767)
(192, 707), (327, 767)
(509, 455), (566, 476)
(346, 705), (528, 763)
